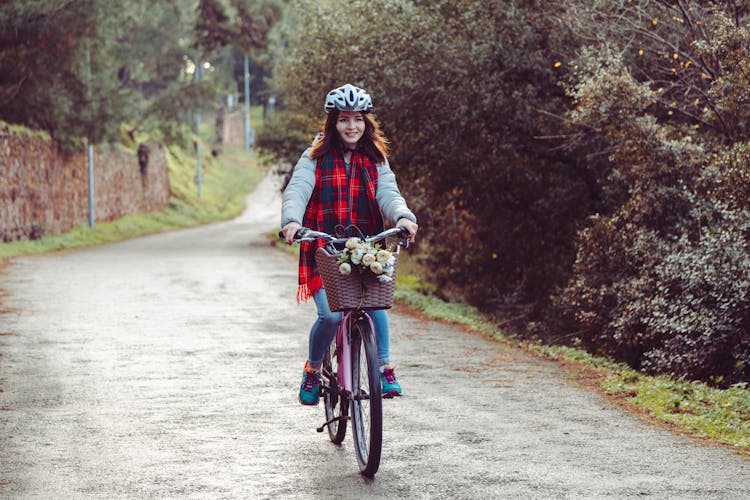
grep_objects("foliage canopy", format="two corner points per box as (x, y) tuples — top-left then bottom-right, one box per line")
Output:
(0, 0), (281, 147)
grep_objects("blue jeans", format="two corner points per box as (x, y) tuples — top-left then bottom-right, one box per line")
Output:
(308, 288), (390, 367)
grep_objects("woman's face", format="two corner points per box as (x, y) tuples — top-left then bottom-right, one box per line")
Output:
(336, 111), (365, 149)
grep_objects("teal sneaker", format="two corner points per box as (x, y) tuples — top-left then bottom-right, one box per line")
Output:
(299, 363), (321, 406)
(380, 365), (402, 398)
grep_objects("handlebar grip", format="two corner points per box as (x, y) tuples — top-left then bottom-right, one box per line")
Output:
(398, 226), (410, 248)
(279, 228), (308, 241)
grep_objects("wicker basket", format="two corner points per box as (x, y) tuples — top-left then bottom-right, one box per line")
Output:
(315, 246), (398, 312)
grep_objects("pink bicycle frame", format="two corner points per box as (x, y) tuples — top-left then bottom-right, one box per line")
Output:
(335, 311), (376, 394)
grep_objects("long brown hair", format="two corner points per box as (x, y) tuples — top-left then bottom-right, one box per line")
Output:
(309, 109), (389, 163)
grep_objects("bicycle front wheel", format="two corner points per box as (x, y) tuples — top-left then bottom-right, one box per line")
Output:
(350, 317), (383, 477)
(322, 339), (347, 444)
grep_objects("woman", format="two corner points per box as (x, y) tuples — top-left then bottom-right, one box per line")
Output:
(281, 83), (418, 405)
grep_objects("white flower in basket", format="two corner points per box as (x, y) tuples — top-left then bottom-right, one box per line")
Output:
(337, 237), (396, 282)
(370, 262), (384, 275)
(345, 237), (360, 250)
(350, 248), (364, 265)
(377, 249), (392, 263)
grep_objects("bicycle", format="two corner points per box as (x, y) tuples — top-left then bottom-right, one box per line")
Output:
(281, 226), (410, 477)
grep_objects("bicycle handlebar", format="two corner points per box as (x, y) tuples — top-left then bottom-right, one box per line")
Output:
(278, 226), (410, 248)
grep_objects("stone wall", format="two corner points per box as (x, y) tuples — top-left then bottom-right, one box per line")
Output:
(0, 125), (170, 242)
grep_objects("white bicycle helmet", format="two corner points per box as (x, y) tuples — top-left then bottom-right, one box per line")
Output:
(324, 84), (373, 114)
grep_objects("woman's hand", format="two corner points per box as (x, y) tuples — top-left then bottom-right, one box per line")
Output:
(396, 218), (418, 242)
(282, 222), (302, 245)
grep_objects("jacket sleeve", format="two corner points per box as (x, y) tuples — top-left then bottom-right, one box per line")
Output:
(377, 159), (417, 225)
(281, 147), (316, 228)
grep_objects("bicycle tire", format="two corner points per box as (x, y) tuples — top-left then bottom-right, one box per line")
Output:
(322, 340), (347, 444)
(350, 317), (383, 477)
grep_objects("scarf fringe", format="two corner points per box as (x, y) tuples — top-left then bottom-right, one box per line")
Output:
(297, 276), (324, 303)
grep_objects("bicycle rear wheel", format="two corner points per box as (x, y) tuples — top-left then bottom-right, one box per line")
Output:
(322, 340), (347, 444)
(350, 317), (383, 477)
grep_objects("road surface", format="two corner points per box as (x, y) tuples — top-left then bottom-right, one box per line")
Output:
(1, 172), (749, 499)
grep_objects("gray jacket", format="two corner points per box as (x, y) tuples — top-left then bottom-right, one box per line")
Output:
(281, 147), (417, 228)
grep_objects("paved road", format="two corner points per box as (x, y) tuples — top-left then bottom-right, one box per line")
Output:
(1, 173), (749, 499)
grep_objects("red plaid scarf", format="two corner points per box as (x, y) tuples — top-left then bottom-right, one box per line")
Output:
(297, 148), (383, 302)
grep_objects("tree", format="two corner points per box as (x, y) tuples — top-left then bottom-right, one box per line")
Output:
(555, 1), (750, 384)
(263, 0), (750, 384)
(0, 0), (140, 145)
(0, 0), (281, 148)
(266, 0), (592, 317)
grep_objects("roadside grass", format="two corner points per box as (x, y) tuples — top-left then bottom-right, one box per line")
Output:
(530, 344), (750, 453)
(0, 142), (265, 261)
(1, 120), (51, 141)
(402, 280), (750, 453)
(267, 233), (750, 454)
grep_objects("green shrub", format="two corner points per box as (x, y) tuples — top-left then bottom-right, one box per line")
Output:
(556, 2), (750, 385)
